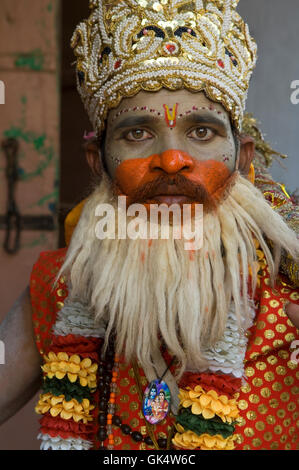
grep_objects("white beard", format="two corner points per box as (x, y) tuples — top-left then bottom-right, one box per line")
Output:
(59, 171), (299, 380)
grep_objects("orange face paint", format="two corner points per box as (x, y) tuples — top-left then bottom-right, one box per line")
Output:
(114, 149), (236, 212)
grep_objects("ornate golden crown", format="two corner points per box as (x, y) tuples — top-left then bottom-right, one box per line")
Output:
(71, 0), (257, 135)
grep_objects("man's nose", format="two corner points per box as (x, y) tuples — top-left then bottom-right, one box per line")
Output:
(149, 149), (194, 175)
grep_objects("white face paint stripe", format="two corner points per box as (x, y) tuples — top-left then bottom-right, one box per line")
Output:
(111, 105), (226, 123)
(111, 156), (121, 167)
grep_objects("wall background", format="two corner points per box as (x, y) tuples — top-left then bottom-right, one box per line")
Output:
(0, 0), (298, 450)
(238, 0), (299, 194)
(0, 0), (60, 450)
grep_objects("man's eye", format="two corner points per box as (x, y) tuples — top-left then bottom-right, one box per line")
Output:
(125, 129), (153, 141)
(188, 127), (215, 141)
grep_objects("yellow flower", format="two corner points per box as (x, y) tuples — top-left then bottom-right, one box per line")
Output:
(42, 352), (98, 388)
(179, 386), (239, 424)
(172, 430), (235, 450)
(35, 393), (95, 424)
(247, 239), (267, 287)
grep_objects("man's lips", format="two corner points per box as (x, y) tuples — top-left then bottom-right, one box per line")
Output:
(145, 195), (195, 205)
(141, 183), (197, 205)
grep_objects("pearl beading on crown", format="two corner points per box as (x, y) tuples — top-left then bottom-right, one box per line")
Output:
(71, 0), (257, 135)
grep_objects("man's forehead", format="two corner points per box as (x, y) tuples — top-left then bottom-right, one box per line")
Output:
(107, 89), (230, 124)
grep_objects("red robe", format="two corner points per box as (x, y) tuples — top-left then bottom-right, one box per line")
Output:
(30, 248), (299, 450)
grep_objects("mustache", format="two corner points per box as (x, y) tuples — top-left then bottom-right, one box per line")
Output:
(128, 174), (216, 208)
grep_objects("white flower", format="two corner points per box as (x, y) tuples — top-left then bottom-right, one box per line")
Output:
(38, 434), (93, 451)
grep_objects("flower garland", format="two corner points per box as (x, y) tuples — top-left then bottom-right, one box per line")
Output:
(178, 386), (239, 423)
(35, 299), (256, 450)
(172, 380), (242, 450)
(171, 303), (257, 450)
(41, 352), (98, 388)
(35, 246), (265, 450)
(35, 300), (103, 450)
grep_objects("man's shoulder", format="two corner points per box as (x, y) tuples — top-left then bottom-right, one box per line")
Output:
(246, 267), (298, 362)
(30, 246), (68, 307)
(30, 247), (69, 355)
(32, 247), (68, 272)
(30, 247), (68, 286)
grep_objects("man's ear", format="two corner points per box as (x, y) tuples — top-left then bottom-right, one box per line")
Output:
(85, 142), (102, 178)
(237, 134), (255, 176)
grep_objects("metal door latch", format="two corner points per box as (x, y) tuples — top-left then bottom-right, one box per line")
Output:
(0, 138), (55, 254)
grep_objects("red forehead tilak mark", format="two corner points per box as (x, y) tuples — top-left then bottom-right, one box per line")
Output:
(163, 103), (179, 129)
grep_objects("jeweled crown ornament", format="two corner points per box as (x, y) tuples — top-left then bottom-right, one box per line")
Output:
(71, 0), (257, 135)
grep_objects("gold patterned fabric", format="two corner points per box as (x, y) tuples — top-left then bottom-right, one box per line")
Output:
(30, 249), (299, 450)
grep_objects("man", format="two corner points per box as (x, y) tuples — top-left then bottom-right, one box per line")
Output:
(0, 0), (299, 451)
(143, 382), (158, 420)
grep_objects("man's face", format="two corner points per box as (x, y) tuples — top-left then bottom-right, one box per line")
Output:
(104, 89), (237, 208)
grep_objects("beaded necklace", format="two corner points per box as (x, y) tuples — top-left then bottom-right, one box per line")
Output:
(98, 340), (175, 450)
(35, 295), (256, 451)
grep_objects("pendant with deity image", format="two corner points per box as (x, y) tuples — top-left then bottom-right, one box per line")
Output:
(143, 379), (171, 425)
